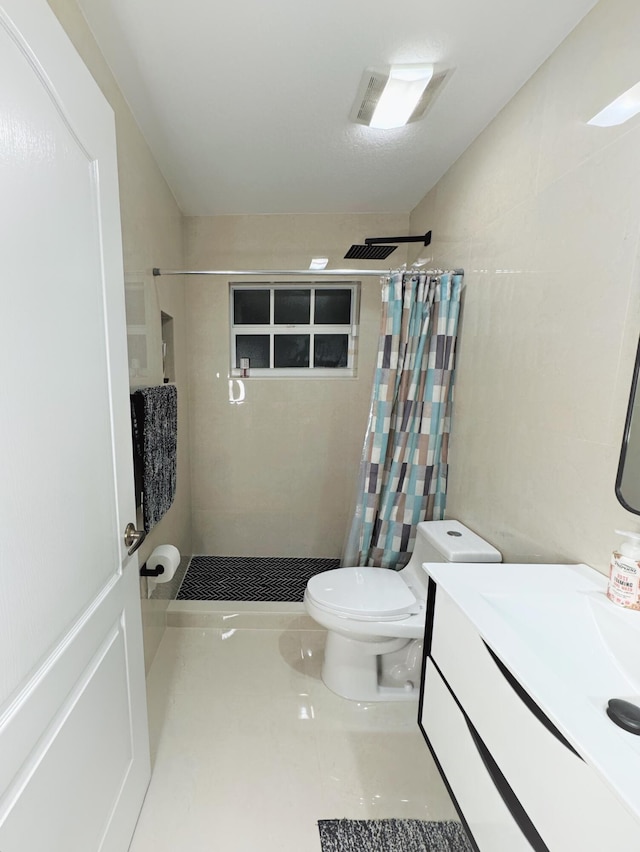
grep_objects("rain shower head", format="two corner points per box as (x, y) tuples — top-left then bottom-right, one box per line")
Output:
(344, 244), (397, 260)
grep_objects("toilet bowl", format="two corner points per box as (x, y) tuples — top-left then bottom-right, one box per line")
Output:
(304, 520), (501, 701)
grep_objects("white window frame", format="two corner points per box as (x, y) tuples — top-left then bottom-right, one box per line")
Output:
(229, 281), (360, 378)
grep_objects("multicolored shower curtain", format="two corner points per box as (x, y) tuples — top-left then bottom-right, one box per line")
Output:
(342, 270), (463, 570)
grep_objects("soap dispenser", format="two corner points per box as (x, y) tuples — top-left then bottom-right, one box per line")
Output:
(607, 530), (640, 610)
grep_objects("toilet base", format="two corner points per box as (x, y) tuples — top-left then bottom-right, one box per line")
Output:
(321, 631), (423, 702)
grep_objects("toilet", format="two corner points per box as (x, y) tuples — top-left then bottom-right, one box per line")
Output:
(304, 520), (501, 701)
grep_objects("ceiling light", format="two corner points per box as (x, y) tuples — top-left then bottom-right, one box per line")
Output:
(588, 80), (640, 127)
(350, 64), (449, 130)
(371, 65), (433, 129)
(309, 257), (329, 269)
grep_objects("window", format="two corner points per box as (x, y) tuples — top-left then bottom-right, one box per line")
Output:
(230, 283), (359, 377)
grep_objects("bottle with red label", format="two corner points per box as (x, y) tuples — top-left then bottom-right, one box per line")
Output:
(607, 530), (640, 609)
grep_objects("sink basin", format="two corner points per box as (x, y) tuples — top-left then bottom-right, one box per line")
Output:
(588, 593), (640, 690)
(480, 589), (640, 694)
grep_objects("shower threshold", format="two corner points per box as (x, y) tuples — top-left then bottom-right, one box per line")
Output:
(167, 599), (322, 631)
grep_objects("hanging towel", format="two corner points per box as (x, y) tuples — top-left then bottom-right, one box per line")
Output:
(130, 384), (178, 532)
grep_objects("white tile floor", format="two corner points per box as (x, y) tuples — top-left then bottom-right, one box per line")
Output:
(129, 625), (457, 852)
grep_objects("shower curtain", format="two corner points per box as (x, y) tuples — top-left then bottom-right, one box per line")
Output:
(342, 270), (463, 570)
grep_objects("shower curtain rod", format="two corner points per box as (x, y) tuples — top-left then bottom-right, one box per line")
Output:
(152, 267), (464, 277)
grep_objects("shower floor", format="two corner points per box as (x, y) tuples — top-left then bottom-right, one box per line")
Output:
(177, 555), (340, 602)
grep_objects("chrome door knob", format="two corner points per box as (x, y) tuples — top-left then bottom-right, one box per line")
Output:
(124, 522), (146, 556)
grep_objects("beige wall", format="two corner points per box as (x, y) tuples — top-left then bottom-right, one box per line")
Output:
(184, 213), (410, 556)
(48, 0), (192, 669)
(409, 0), (640, 573)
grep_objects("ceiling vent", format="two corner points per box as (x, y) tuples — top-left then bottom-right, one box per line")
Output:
(350, 66), (450, 128)
(352, 71), (388, 126)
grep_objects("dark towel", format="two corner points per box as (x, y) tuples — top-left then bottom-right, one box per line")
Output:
(130, 385), (178, 531)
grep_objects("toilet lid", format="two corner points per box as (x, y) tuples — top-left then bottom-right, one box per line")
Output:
(306, 567), (419, 620)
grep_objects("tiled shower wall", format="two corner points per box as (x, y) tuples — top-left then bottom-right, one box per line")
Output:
(409, 0), (640, 573)
(184, 213), (410, 558)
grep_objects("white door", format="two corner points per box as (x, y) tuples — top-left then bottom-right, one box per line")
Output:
(0, 1), (150, 850)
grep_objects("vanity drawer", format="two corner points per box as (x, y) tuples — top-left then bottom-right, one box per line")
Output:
(421, 658), (534, 851)
(430, 588), (640, 851)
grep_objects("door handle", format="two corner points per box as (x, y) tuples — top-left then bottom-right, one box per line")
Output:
(124, 522), (146, 556)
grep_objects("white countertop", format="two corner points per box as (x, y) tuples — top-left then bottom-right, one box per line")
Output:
(422, 561), (640, 825)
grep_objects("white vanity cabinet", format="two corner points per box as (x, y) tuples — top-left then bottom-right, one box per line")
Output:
(419, 578), (640, 851)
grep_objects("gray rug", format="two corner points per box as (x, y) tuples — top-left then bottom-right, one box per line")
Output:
(317, 819), (472, 851)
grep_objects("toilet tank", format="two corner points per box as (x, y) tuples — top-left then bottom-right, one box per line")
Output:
(407, 519), (502, 567)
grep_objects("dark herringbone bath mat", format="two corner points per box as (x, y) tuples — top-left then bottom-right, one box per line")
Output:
(177, 555), (340, 601)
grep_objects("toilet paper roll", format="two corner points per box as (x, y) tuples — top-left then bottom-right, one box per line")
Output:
(147, 544), (180, 584)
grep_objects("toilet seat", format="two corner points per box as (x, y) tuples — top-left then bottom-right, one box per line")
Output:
(306, 567), (419, 622)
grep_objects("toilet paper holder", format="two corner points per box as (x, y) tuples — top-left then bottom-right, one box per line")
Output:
(140, 544), (180, 593)
(140, 562), (165, 577)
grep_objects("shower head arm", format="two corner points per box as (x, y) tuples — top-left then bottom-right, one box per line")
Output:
(364, 231), (432, 247)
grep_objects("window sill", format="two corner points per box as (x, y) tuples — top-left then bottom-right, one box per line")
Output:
(229, 368), (357, 379)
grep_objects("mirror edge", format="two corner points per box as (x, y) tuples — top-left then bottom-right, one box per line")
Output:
(615, 336), (640, 516)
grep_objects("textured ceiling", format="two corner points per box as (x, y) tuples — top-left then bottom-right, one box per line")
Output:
(77, 0), (598, 216)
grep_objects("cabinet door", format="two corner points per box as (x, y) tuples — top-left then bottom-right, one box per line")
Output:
(421, 660), (535, 851)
